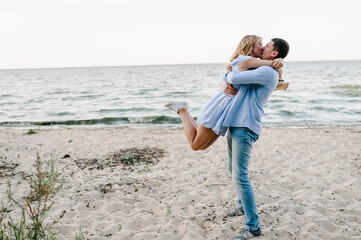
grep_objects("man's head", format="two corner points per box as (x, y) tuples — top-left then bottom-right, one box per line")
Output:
(261, 38), (289, 60)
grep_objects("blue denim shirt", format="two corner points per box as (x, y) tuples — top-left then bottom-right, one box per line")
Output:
(222, 66), (279, 135)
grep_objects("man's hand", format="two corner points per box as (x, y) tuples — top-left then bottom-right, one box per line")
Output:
(222, 82), (238, 97)
(272, 58), (284, 69)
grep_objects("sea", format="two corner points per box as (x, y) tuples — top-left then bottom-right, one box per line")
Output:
(1, 60), (360, 129)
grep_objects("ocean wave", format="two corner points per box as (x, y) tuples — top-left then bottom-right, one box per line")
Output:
(61, 94), (105, 101)
(0, 102), (18, 106)
(47, 112), (76, 117)
(127, 116), (181, 124)
(330, 85), (361, 89)
(98, 108), (148, 113)
(280, 110), (295, 116)
(0, 115), (181, 126)
(330, 91), (360, 97)
(329, 85), (361, 97)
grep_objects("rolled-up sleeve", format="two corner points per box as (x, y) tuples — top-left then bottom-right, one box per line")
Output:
(227, 66), (277, 85)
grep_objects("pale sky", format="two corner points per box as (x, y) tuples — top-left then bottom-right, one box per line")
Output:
(1, 0), (360, 69)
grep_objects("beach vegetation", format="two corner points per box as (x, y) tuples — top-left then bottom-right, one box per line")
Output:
(118, 152), (137, 164)
(112, 146), (165, 166)
(0, 154), (65, 239)
(75, 146), (165, 170)
(166, 204), (171, 215)
(142, 165), (151, 172)
(75, 227), (89, 240)
(24, 129), (38, 135)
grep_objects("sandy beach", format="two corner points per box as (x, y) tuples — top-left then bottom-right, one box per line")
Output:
(0, 127), (360, 239)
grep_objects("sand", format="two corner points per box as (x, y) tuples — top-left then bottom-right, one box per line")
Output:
(0, 127), (360, 239)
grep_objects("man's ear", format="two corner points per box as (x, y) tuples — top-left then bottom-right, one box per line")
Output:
(271, 51), (279, 58)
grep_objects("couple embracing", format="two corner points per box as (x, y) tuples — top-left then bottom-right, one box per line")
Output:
(165, 35), (290, 239)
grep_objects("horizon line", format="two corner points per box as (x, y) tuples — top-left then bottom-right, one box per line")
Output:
(1, 59), (360, 71)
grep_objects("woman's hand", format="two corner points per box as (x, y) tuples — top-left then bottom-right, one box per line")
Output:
(222, 82), (238, 97)
(272, 58), (284, 69)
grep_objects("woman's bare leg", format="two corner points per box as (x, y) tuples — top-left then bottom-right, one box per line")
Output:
(200, 134), (220, 150)
(178, 109), (198, 143)
(178, 109), (219, 151)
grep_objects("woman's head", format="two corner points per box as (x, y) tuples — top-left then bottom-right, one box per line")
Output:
(237, 35), (262, 56)
(227, 35), (262, 71)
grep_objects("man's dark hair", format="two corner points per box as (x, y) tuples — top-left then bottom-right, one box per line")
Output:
(272, 38), (289, 59)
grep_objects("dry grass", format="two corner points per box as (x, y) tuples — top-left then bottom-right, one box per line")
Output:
(75, 146), (166, 170)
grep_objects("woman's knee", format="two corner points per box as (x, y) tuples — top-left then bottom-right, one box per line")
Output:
(190, 143), (203, 151)
(199, 145), (211, 151)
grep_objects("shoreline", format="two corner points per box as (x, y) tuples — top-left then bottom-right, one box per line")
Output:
(1, 124), (361, 130)
(1, 127), (360, 239)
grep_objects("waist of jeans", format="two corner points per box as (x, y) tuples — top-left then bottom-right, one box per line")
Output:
(229, 127), (258, 136)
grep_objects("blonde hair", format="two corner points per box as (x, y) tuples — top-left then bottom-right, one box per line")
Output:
(226, 35), (261, 71)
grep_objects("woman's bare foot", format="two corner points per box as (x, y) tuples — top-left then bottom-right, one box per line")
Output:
(164, 102), (189, 114)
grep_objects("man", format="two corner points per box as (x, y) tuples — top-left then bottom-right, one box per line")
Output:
(222, 38), (290, 239)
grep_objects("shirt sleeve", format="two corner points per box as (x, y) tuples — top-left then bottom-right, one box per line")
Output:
(227, 66), (278, 85)
(223, 71), (231, 82)
(231, 56), (254, 72)
(223, 55), (255, 82)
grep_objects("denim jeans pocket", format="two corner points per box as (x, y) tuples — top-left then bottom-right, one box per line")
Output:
(246, 130), (259, 145)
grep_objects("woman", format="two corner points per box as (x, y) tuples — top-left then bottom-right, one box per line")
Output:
(165, 35), (284, 151)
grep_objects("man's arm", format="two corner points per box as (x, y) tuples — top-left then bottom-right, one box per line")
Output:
(222, 82), (238, 96)
(227, 66), (278, 85)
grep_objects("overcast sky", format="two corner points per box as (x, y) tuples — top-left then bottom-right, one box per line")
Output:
(1, 0), (360, 69)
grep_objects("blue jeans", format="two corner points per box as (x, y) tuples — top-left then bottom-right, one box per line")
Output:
(227, 127), (259, 231)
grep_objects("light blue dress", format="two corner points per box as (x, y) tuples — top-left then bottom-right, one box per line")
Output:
(196, 55), (253, 136)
